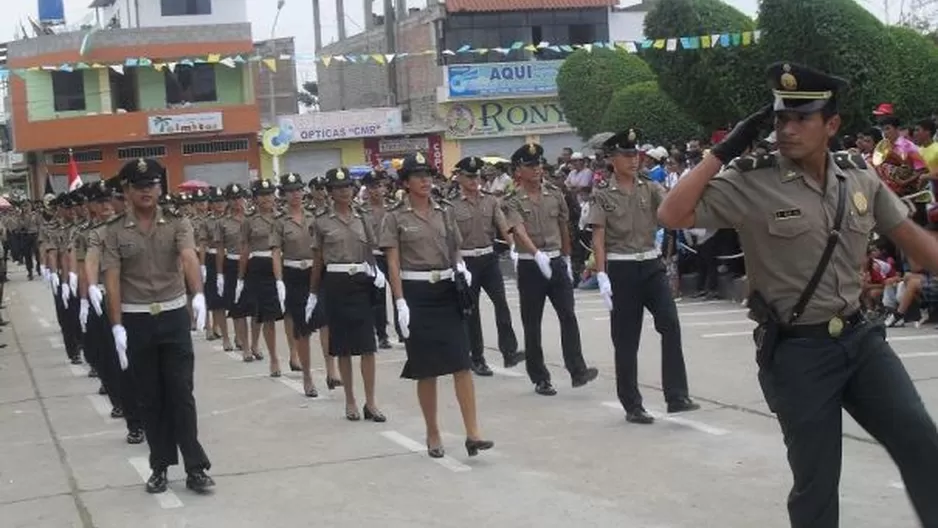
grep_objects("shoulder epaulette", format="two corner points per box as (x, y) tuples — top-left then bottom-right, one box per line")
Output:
(105, 213), (125, 225)
(834, 151), (867, 170)
(388, 200), (405, 211)
(727, 154), (777, 173)
(543, 181), (560, 191)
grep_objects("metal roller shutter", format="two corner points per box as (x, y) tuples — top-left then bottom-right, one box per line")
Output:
(457, 138), (513, 160)
(538, 132), (584, 164)
(283, 148), (342, 177)
(183, 162), (250, 188)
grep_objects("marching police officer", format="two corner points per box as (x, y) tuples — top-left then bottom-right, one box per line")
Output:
(501, 143), (598, 396)
(658, 62), (938, 528)
(362, 168), (397, 348)
(102, 158), (213, 494)
(451, 156), (524, 376)
(588, 130), (699, 424)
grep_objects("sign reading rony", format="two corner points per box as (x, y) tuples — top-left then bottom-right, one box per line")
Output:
(444, 99), (572, 139)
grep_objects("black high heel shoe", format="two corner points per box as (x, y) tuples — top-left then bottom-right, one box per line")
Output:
(289, 361), (302, 372)
(326, 377), (343, 390)
(362, 405), (386, 423)
(427, 445), (445, 458)
(465, 438), (494, 457)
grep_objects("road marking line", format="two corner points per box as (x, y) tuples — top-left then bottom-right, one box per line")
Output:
(601, 402), (730, 436)
(29, 305), (39, 314)
(38, 318), (51, 328)
(68, 364), (87, 377)
(888, 334), (938, 342)
(86, 394), (113, 423)
(898, 351), (938, 358)
(701, 331), (751, 338)
(128, 457), (184, 509)
(594, 309), (748, 322)
(225, 351), (242, 361)
(380, 430), (471, 473)
(488, 365), (525, 378)
(682, 319), (754, 328)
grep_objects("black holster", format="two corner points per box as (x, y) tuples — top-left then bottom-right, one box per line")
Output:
(748, 290), (780, 369)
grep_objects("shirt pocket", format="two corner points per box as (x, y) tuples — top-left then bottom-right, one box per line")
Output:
(766, 217), (812, 239)
(118, 239), (144, 260)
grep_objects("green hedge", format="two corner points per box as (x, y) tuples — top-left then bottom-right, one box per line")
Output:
(600, 81), (703, 147)
(884, 25), (938, 123)
(556, 48), (656, 140)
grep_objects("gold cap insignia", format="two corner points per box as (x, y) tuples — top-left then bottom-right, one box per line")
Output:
(780, 63), (798, 91)
(136, 158), (148, 173)
(336, 169), (346, 180)
(287, 174), (296, 183)
(627, 129), (637, 142)
(527, 143), (537, 155)
(469, 157), (477, 169)
(261, 180), (269, 188)
(853, 191), (868, 214)
(216, 188), (223, 196)
(415, 153), (426, 164)
(232, 185), (240, 193)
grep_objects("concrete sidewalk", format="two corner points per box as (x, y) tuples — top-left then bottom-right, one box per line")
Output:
(0, 264), (926, 528)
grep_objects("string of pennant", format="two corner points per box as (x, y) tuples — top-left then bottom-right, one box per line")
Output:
(0, 29), (761, 78)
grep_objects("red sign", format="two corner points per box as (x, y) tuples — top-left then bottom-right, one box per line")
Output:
(363, 135), (443, 172)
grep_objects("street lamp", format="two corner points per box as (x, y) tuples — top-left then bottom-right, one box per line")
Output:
(269, 0), (286, 177)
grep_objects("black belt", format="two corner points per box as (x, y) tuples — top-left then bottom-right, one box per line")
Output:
(779, 311), (866, 339)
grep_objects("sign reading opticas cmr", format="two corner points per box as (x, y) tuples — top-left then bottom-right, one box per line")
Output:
(279, 108), (404, 143)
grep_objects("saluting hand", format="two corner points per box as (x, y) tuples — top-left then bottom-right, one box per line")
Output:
(711, 104), (774, 164)
(395, 298), (410, 339)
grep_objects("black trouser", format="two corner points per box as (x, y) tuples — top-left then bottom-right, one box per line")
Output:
(21, 233), (38, 277)
(759, 323), (938, 528)
(516, 256), (587, 384)
(608, 259), (689, 411)
(465, 253), (518, 362)
(10, 231), (22, 263)
(125, 306), (210, 472)
(94, 303), (142, 431)
(372, 255), (402, 341)
(53, 286), (81, 361)
(694, 235), (719, 294)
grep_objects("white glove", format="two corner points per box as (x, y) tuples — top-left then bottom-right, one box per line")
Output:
(395, 298), (410, 339)
(456, 261), (472, 288)
(275, 280), (286, 313)
(88, 284), (104, 316)
(597, 272), (614, 311)
(509, 245), (519, 273)
(534, 251), (553, 280)
(68, 272), (78, 295)
(304, 293), (318, 322)
(234, 279), (244, 303)
(40, 265), (49, 282)
(216, 274), (225, 297)
(373, 267), (387, 289)
(112, 324), (128, 371)
(191, 293), (206, 331)
(61, 284), (70, 308)
(563, 256), (574, 283)
(200, 265), (207, 283)
(50, 272), (60, 291)
(79, 299), (89, 333)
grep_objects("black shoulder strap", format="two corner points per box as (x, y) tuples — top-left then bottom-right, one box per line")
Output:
(787, 176), (847, 325)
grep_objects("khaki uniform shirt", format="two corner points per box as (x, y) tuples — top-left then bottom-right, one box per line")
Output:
(25, 212), (41, 234)
(241, 213), (278, 253)
(215, 215), (244, 254)
(197, 215), (218, 248)
(693, 152), (908, 325)
(312, 207), (376, 265)
(379, 197), (460, 271)
(501, 184), (569, 254)
(271, 211), (315, 261)
(587, 175), (665, 254)
(87, 219), (112, 274)
(451, 192), (508, 250)
(101, 209), (195, 304)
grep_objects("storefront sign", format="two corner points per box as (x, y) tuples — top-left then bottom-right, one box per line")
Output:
(364, 135), (443, 172)
(446, 61), (562, 99)
(444, 99), (571, 139)
(148, 112), (224, 136)
(280, 108), (403, 143)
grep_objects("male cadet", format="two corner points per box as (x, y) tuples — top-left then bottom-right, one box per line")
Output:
(658, 63), (938, 528)
(589, 130), (698, 424)
(451, 156), (525, 376)
(362, 168), (396, 348)
(102, 159), (213, 494)
(20, 201), (41, 279)
(501, 143), (598, 396)
(48, 193), (83, 365)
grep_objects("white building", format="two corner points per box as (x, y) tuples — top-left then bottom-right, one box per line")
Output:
(88, 0), (248, 30)
(608, 0), (654, 42)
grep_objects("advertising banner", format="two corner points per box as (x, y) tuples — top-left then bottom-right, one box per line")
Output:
(443, 99), (571, 139)
(280, 108), (403, 143)
(364, 135), (443, 172)
(148, 112), (224, 136)
(446, 60), (562, 99)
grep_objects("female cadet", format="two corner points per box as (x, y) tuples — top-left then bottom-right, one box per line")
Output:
(216, 183), (250, 355)
(236, 179), (284, 376)
(306, 176), (341, 389)
(306, 168), (385, 420)
(379, 153), (493, 459)
(272, 173), (318, 396)
(201, 187), (227, 343)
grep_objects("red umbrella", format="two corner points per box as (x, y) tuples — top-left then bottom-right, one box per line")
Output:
(0, 197), (10, 209)
(178, 180), (210, 191)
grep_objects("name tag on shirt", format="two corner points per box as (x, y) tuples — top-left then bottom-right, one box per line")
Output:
(774, 208), (802, 220)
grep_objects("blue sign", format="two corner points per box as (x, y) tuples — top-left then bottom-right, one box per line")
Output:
(38, 0), (65, 24)
(447, 60), (562, 99)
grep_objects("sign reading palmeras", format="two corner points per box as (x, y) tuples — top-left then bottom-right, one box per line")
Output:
(443, 99), (572, 139)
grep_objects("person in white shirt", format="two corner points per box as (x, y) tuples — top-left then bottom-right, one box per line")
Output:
(564, 152), (593, 190)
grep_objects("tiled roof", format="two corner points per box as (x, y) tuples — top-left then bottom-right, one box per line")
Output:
(445, 0), (616, 13)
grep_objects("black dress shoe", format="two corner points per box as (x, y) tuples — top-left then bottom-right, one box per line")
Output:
(378, 337), (392, 349)
(534, 381), (557, 396)
(126, 429), (145, 444)
(88, 368), (98, 378)
(667, 398), (701, 414)
(70, 356), (83, 365)
(465, 438), (494, 457)
(471, 360), (494, 377)
(571, 367), (599, 388)
(110, 407), (124, 419)
(98, 385), (107, 395)
(146, 469), (168, 494)
(503, 350), (525, 369)
(626, 408), (655, 425)
(185, 470), (215, 493)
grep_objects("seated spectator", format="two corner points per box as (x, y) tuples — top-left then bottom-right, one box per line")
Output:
(862, 246), (898, 313)
(885, 257), (935, 327)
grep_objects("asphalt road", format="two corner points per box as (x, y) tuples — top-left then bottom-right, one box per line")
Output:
(0, 264), (932, 528)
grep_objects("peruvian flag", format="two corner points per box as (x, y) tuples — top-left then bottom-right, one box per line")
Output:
(67, 149), (83, 191)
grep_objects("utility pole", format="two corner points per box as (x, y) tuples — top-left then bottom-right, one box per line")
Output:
(384, 0), (398, 107)
(312, 0), (323, 51)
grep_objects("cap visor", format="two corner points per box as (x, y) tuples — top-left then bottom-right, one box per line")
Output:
(129, 180), (160, 189)
(773, 97), (829, 114)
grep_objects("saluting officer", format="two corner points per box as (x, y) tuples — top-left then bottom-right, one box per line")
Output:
(588, 130), (699, 424)
(102, 158), (213, 494)
(501, 143), (598, 396)
(451, 156), (524, 376)
(658, 63), (938, 528)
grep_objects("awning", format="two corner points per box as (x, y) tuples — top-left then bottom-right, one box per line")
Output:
(88, 0), (117, 8)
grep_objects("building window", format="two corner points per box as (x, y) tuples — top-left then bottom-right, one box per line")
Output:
(51, 71), (86, 112)
(569, 24), (597, 45)
(165, 64), (217, 105)
(161, 0), (212, 16)
(47, 149), (103, 165)
(182, 139), (249, 155)
(117, 145), (167, 159)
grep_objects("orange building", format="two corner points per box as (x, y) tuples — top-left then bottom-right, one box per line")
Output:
(6, 23), (261, 196)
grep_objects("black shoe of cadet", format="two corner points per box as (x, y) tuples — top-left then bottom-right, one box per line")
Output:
(186, 469), (216, 494)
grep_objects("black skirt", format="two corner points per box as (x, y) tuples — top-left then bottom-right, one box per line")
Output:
(309, 267), (328, 332)
(246, 256), (283, 323)
(224, 257), (251, 319)
(284, 265), (313, 339)
(323, 271), (377, 356)
(205, 255), (225, 311)
(400, 280), (471, 380)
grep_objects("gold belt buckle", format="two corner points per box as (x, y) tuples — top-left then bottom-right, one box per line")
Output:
(149, 302), (163, 316)
(827, 316), (844, 337)
(430, 270), (441, 284)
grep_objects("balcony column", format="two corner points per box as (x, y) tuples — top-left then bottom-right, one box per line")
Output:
(98, 68), (112, 113)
